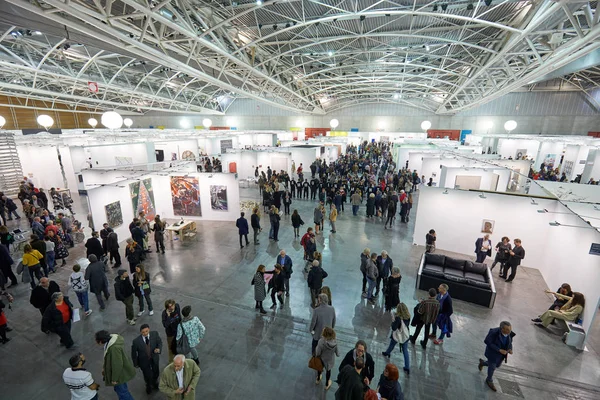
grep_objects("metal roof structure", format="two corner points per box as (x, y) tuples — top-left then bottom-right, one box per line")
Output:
(1, 0), (600, 115)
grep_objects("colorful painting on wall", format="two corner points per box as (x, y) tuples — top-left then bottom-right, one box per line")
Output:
(170, 176), (201, 216)
(210, 185), (228, 211)
(130, 179), (156, 220)
(105, 201), (123, 228)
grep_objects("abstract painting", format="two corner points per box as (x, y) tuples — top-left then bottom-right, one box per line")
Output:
(210, 185), (228, 211)
(481, 219), (495, 234)
(515, 149), (527, 159)
(105, 201), (123, 228)
(130, 178), (156, 220)
(170, 176), (201, 216)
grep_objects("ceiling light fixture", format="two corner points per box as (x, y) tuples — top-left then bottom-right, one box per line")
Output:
(88, 118), (98, 128)
(101, 111), (123, 130)
(329, 119), (339, 129)
(202, 118), (213, 128)
(328, 51), (333, 56)
(432, 5), (438, 11)
(0, 115), (6, 129)
(37, 114), (54, 130)
(256, 0), (262, 5)
(123, 118), (133, 128)
(504, 120), (517, 133)
(360, 15), (366, 21)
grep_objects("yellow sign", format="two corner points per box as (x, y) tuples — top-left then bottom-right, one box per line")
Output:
(289, 127), (302, 132)
(194, 126), (204, 130)
(328, 131), (348, 137)
(157, 125), (165, 130)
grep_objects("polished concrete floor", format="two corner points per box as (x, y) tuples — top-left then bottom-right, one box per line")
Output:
(1, 186), (599, 400)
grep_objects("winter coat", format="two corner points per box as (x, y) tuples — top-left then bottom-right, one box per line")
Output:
(269, 272), (285, 293)
(359, 253), (368, 274)
(276, 254), (293, 279)
(307, 266), (328, 290)
(251, 214), (261, 229)
(125, 244), (143, 266)
(252, 272), (268, 301)
(41, 296), (73, 333)
(365, 259), (378, 280)
(131, 227), (145, 245)
(236, 217), (249, 235)
(176, 316), (206, 348)
(315, 337), (339, 371)
(114, 276), (135, 301)
(85, 261), (108, 295)
(313, 207), (323, 223)
(310, 303), (336, 341)
(132, 272), (151, 297)
(377, 374), (404, 400)
(159, 359), (201, 400)
(291, 214), (304, 228)
(30, 281), (61, 311)
(85, 237), (104, 259)
(161, 304), (181, 337)
(106, 232), (119, 251)
(102, 334), (136, 386)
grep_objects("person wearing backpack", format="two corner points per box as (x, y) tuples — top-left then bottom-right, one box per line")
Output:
(114, 270), (136, 325)
(381, 302), (411, 375)
(68, 264), (92, 316)
(175, 305), (205, 365)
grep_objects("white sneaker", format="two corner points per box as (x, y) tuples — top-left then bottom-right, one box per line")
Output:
(85, 310), (93, 316)
(128, 319), (136, 325)
(137, 311), (145, 317)
(149, 310), (154, 316)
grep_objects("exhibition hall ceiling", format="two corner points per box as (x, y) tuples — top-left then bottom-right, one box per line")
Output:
(1, 1), (600, 115)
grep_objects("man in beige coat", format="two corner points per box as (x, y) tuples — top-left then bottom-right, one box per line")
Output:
(159, 354), (201, 399)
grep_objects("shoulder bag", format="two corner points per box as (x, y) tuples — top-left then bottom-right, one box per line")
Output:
(308, 355), (324, 372)
(176, 321), (192, 355)
(392, 320), (410, 344)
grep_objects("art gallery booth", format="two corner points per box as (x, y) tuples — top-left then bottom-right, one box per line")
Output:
(413, 186), (600, 343)
(82, 163), (241, 241)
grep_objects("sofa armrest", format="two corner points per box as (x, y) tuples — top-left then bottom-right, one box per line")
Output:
(485, 265), (497, 309)
(416, 252), (425, 289)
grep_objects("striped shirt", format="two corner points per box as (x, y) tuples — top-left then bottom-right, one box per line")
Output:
(62, 368), (96, 400)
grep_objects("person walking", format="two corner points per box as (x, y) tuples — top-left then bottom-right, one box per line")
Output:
(409, 288), (440, 349)
(382, 302), (411, 375)
(235, 212), (250, 248)
(365, 252), (379, 302)
(30, 234), (48, 277)
(22, 243), (44, 289)
(475, 234), (492, 263)
(432, 284), (453, 345)
(133, 264), (154, 317)
(310, 293), (336, 355)
(276, 250), (293, 297)
(375, 250), (393, 298)
(291, 209), (304, 238)
(114, 270), (136, 325)
(162, 299), (182, 363)
(502, 239), (525, 282)
(313, 203), (323, 235)
(478, 321), (515, 392)
(100, 223), (110, 256)
(84, 232), (104, 260)
(0, 243), (17, 288)
(384, 200), (396, 229)
(94, 330), (136, 400)
(131, 323), (163, 394)
(30, 277), (61, 316)
(175, 305), (206, 365)
(63, 353), (100, 400)
(125, 239), (143, 274)
(329, 204), (337, 233)
(159, 354), (201, 400)
(359, 248), (370, 297)
(42, 292), (76, 349)
(377, 364), (405, 400)
(44, 234), (56, 273)
(385, 267), (402, 312)
(153, 215), (166, 254)
(308, 261), (328, 308)
(106, 229), (122, 268)
(251, 265), (271, 315)
(69, 264), (92, 316)
(85, 254), (110, 311)
(251, 207), (261, 245)
(315, 326), (339, 390)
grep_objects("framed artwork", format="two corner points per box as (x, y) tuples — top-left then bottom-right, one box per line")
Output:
(105, 201), (123, 228)
(515, 148), (527, 159)
(130, 178), (156, 220)
(181, 150), (196, 160)
(544, 153), (557, 167)
(481, 219), (495, 234)
(563, 160), (574, 176)
(210, 185), (228, 211)
(170, 176), (201, 216)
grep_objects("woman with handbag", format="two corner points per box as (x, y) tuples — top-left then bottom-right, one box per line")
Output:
(175, 305), (206, 365)
(133, 264), (154, 316)
(291, 209), (304, 238)
(314, 327), (339, 390)
(251, 265), (273, 315)
(381, 302), (411, 375)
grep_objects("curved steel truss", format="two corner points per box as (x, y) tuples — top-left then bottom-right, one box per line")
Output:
(1, 0), (600, 115)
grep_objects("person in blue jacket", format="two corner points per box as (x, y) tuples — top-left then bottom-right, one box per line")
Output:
(236, 212), (249, 249)
(478, 321), (516, 392)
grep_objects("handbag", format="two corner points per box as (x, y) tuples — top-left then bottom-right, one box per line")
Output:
(308, 356), (324, 372)
(392, 320), (410, 343)
(176, 322), (192, 355)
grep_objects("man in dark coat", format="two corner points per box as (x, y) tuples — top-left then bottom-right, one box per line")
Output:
(106, 229), (121, 267)
(503, 239), (525, 282)
(131, 323), (163, 394)
(41, 292), (75, 348)
(375, 251), (393, 297)
(114, 269), (136, 325)
(100, 223), (110, 256)
(84, 254), (110, 310)
(276, 250), (293, 296)
(250, 209), (261, 245)
(339, 340), (375, 387)
(235, 212), (249, 248)
(30, 234), (48, 277)
(85, 232), (104, 260)
(478, 321), (515, 392)
(30, 277), (60, 315)
(335, 356), (366, 400)
(131, 222), (146, 251)
(307, 261), (328, 308)
(0, 243), (17, 287)
(268, 265), (285, 309)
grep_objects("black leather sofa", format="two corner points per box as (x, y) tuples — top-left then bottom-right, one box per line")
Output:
(416, 253), (497, 308)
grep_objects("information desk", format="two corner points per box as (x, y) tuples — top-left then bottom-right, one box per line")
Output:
(165, 221), (197, 242)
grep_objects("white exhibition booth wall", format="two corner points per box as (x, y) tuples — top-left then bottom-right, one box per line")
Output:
(561, 144), (590, 180)
(413, 187), (600, 336)
(581, 149), (600, 183)
(87, 171), (241, 241)
(439, 166), (511, 192)
(497, 138), (540, 161)
(18, 145), (79, 190)
(220, 149), (292, 178)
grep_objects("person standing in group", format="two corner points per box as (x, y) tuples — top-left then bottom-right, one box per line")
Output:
(269, 206), (281, 241)
(282, 189), (292, 215)
(365, 252), (379, 302)
(475, 234), (492, 263)
(176, 305), (206, 365)
(107, 229), (122, 268)
(491, 236), (511, 272)
(94, 330), (136, 400)
(359, 248), (370, 297)
(268, 264), (285, 310)
(382, 302), (411, 375)
(133, 264), (154, 317)
(251, 207), (261, 245)
(384, 200), (396, 229)
(276, 250), (293, 297)
(235, 212), (250, 249)
(43, 234), (57, 274)
(314, 326), (339, 390)
(375, 250), (393, 298)
(502, 239), (525, 282)
(313, 203), (323, 235)
(162, 299), (182, 363)
(42, 292), (76, 349)
(63, 353), (100, 400)
(114, 270), (136, 325)
(131, 323), (162, 394)
(431, 284), (453, 345)
(329, 204), (338, 233)
(159, 354), (201, 400)
(478, 321), (515, 392)
(100, 223), (110, 256)
(385, 267), (402, 312)
(291, 209), (304, 238)
(22, 243), (44, 289)
(308, 261), (328, 308)
(425, 229), (436, 253)
(69, 264), (92, 316)
(366, 193), (376, 218)
(84, 232), (104, 260)
(310, 293), (336, 355)
(335, 356), (365, 400)
(85, 254), (110, 311)
(339, 340), (375, 388)
(251, 265), (272, 315)
(153, 215), (166, 254)
(350, 190), (361, 216)
(125, 239), (143, 274)
(409, 288), (440, 349)
(377, 364), (405, 400)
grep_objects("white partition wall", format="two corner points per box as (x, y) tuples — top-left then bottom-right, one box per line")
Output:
(498, 138), (540, 160)
(581, 149), (600, 183)
(413, 187), (600, 336)
(18, 145), (65, 189)
(439, 167), (511, 192)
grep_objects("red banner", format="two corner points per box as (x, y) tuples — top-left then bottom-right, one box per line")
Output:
(427, 129), (460, 141)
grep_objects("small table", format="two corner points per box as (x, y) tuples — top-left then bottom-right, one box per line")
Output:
(165, 221), (197, 242)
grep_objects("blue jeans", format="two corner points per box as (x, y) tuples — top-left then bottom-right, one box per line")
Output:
(46, 251), (55, 272)
(113, 382), (135, 400)
(28, 265), (43, 289)
(384, 338), (410, 370)
(75, 291), (90, 312)
(366, 277), (376, 299)
(352, 205), (359, 216)
(481, 359), (497, 382)
(431, 325), (448, 340)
